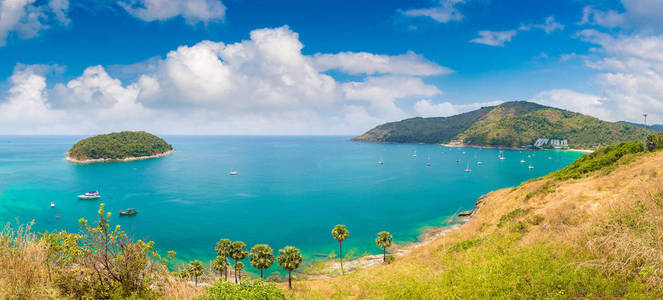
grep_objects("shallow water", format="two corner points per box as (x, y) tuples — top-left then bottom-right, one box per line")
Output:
(0, 136), (583, 275)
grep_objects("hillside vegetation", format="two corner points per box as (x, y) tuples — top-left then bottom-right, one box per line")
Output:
(67, 131), (173, 160)
(353, 101), (643, 149)
(292, 136), (663, 299)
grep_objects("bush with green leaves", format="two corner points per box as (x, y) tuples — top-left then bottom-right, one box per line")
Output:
(68, 131), (173, 160)
(195, 279), (286, 300)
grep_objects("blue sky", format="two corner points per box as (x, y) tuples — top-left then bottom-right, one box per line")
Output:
(1, 0), (662, 134)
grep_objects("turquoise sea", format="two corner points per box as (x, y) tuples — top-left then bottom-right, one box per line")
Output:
(0, 136), (583, 275)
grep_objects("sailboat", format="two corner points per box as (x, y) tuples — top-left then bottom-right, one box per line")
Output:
(426, 156), (431, 166)
(51, 201), (55, 208)
(412, 150), (417, 158)
(377, 160), (384, 165)
(528, 161), (534, 169)
(464, 160), (472, 172)
(499, 151), (505, 160)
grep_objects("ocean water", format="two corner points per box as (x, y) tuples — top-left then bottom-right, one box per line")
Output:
(0, 136), (583, 275)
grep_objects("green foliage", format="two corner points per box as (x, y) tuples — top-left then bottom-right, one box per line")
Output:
(234, 261), (245, 283)
(277, 246), (303, 289)
(375, 231), (393, 263)
(384, 255), (395, 264)
(249, 244), (275, 279)
(551, 141), (644, 180)
(331, 225), (349, 243)
(498, 208), (527, 228)
(68, 131), (173, 160)
(212, 256), (228, 277)
(229, 241), (247, 283)
(196, 279), (286, 300)
(188, 260), (204, 286)
(354, 101), (644, 149)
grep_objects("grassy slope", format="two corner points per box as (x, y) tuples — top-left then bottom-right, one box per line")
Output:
(354, 101), (643, 149)
(290, 148), (663, 299)
(68, 131), (173, 160)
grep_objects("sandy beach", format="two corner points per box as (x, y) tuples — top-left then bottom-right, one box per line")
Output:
(65, 150), (176, 164)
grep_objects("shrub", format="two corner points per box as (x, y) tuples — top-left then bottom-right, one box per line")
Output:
(196, 279), (286, 300)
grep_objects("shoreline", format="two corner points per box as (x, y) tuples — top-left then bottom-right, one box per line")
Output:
(441, 143), (594, 153)
(304, 195), (486, 280)
(65, 150), (176, 164)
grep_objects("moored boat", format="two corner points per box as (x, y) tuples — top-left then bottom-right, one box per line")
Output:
(78, 191), (101, 199)
(119, 208), (137, 216)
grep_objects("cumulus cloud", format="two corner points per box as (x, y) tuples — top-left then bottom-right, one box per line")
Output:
(0, 26), (448, 135)
(413, 99), (503, 117)
(578, 0), (663, 31)
(118, 0), (226, 24)
(312, 51), (452, 76)
(0, 0), (70, 46)
(530, 89), (613, 121)
(402, 0), (464, 23)
(470, 30), (517, 47)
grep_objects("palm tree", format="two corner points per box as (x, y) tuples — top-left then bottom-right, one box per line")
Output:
(375, 231), (393, 262)
(212, 256), (228, 279)
(234, 261), (245, 284)
(249, 244), (275, 279)
(331, 224), (349, 274)
(228, 241), (248, 283)
(215, 238), (232, 281)
(188, 260), (204, 286)
(277, 246), (303, 289)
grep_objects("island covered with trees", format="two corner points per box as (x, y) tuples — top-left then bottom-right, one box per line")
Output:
(66, 131), (175, 164)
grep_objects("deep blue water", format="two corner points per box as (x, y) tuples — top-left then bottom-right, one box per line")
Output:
(0, 136), (583, 275)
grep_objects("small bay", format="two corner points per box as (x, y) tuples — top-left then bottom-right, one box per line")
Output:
(0, 136), (583, 275)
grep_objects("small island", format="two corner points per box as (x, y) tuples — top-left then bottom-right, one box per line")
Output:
(66, 131), (175, 164)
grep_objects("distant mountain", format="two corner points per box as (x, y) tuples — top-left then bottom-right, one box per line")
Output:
(353, 101), (643, 149)
(617, 121), (663, 132)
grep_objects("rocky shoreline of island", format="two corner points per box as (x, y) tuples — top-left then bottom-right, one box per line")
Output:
(65, 150), (176, 164)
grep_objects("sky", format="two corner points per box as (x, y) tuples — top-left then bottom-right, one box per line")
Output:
(1, 0), (662, 135)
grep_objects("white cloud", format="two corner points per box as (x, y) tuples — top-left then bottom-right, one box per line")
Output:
(402, 0), (464, 23)
(578, 6), (624, 28)
(413, 99), (503, 117)
(0, 26), (448, 135)
(470, 30), (517, 47)
(520, 16), (564, 34)
(312, 51), (452, 76)
(530, 89), (613, 121)
(0, 0), (70, 46)
(118, 0), (226, 24)
(578, 1), (663, 31)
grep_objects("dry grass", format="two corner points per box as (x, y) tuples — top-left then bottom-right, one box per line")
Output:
(292, 150), (663, 299)
(0, 222), (57, 299)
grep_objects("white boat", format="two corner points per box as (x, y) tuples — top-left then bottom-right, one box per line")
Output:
(477, 161), (483, 165)
(464, 160), (472, 172)
(78, 191), (101, 200)
(426, 156), (431, 166)
(412, 151), (417, 158)
(377, 160), (384, 165)
(528, 163), (534, 169)
(51, 201), (55, 208)
(229, 170), (238, 175)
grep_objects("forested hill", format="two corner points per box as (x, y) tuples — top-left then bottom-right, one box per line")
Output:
(353, 101), (644, 149)
(67, 131), (173, 160)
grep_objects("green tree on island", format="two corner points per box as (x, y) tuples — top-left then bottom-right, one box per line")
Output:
(332, 224), (349, 274)
(234, 261), (245, 284)
(375, 231), (393, 263)
(215, 238), (232, 281)
(212, 256), (228, 279)
(188, 260), (204, 286)
(249, 244), (275, 279)
(277, 246), (303, 289)
(228, 241), (248, 283)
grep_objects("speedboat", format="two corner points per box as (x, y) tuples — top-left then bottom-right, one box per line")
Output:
(119, 208), (137, 216)
(78, 191), (101, 199)
(229, 171), (238, 175)
(51, 201), (55, 208)
(377, 160), (384, 165)
(477, 161), (483, 165)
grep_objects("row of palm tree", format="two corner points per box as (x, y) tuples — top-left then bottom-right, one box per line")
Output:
(187, 225), (393, 289)
(211, 239), (303, 288)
